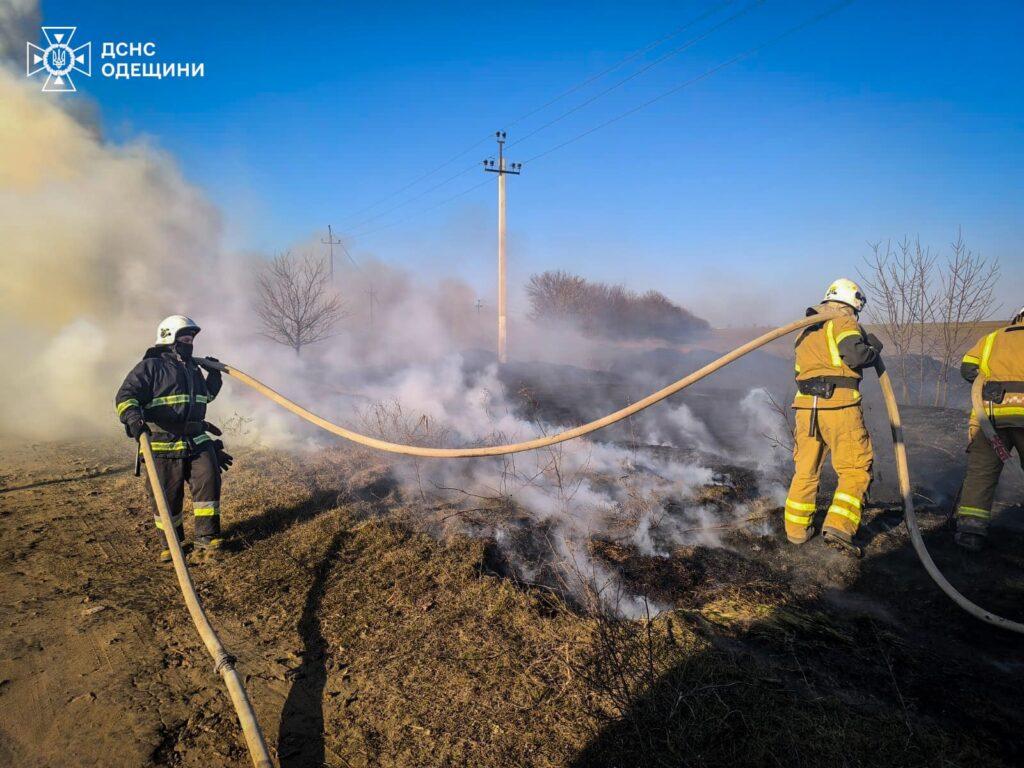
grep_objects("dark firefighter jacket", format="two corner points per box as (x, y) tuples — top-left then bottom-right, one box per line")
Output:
(791, 303), (879, 410)
(115, 346), (222, 457)
(961, 319), (1024, 428)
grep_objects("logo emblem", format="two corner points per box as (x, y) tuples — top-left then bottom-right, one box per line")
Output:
(26, 27), (91, 93)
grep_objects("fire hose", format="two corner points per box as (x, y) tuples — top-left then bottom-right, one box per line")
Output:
(194, 314), (1022, 636)
(151, 313), (1024, 765)
(138, 434), (273, 768)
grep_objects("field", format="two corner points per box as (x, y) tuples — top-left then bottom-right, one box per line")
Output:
(2, 371), (1023, 768)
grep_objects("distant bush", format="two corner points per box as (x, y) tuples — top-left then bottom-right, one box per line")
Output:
(526, 270), (709, 342)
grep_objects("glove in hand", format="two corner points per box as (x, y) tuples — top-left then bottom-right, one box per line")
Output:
(128, 421), (151, 441)
(211, 439), (233, 471)
(866, 333), (884, 353)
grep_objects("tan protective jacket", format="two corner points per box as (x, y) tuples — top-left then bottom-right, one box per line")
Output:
(962, 321), (1024, 428)
(791, 304), (877, 410)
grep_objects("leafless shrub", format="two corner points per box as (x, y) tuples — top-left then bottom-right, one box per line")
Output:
(861, 232), (1002, 406)
(859, 238), (938, 403)
(221, 411), (255, 438)
(762, 390), (795, 453)
(932, 229), (1000, 406)
(527, 270), (709, 342)
(255, 252), (347, 355)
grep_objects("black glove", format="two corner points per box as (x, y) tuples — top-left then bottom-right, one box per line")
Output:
(203, 421), (223, 436)
(866, 333), (884, 353)
(212, 439), (233, 472)
(127, 420), (151, 440)
(198, 356), (222, 373)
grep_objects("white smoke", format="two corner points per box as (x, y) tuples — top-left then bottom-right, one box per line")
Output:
(0, 27), (783, 613)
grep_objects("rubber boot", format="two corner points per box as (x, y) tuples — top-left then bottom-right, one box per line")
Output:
(955, 516), (988, 553)
(822, 527), (864, 559)
(159, 540), (192, 564)
(954, 531), (986, 552)
(787, 525), (817, 546)
(159, 524), (186, 564)
(193, 537), (224, 561)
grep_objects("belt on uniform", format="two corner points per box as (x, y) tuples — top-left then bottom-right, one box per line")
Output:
(147, 420), (206, 437)
(982, 380), (1024, 404)
(797, 376), (860, 398)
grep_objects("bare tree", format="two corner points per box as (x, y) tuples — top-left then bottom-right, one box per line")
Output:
(859, 238), (937, 403)
(932, 229), (1000, 406)
(255, 252), (347, 355)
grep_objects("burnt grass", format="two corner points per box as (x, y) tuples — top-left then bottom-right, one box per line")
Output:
(214, 432), (1023, 767)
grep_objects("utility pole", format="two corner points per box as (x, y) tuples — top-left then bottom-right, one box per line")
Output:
(321, 224), (343, 280)
(483, 131), (521, 364)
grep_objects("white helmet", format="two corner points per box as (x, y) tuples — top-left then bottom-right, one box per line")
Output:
(823, 278), (866, 313)
(1013, 305), (1024, 325)
(155, 315), (200, 345)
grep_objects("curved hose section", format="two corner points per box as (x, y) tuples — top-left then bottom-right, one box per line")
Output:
(196, 312), (836, 459)
(971, 374), (1024, 480)
(139, 435), (275, 767)
(876, 362), (1024, 634)
(197, 316), (1024, 633)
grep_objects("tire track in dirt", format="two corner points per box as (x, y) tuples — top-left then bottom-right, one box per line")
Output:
(0, 443), (291, 766)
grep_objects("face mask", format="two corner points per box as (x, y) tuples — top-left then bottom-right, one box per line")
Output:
(174, 341), (193, 360)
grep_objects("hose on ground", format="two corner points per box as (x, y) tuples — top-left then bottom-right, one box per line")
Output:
(138, 435), (275, 767)
(876, 364), (1024, 634)
(197, 314), (1024, 634)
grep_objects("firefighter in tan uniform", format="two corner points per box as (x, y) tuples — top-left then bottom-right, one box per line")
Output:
(954, 305), (1024, 551)
(784, 279), (884, 556)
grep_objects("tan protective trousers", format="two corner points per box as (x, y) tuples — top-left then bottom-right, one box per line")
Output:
(785, 405), (873, 542)
(957, 426), (1024, 535)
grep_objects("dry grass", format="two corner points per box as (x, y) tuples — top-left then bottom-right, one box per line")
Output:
(186, 444), (1008, 768)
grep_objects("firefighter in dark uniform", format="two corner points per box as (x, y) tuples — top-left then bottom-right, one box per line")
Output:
(115, 315), (232, 562)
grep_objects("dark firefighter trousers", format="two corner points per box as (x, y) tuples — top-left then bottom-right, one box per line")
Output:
(957, 426), (1024, 535)
(144, 445), (222, 548)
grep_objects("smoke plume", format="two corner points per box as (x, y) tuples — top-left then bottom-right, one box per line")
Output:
(0, 48), (789, 614)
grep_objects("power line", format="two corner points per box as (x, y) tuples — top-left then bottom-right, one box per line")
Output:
(501, 0), (739, 133)
(507, 0), (764, 149)
(338, 134), (492, 228)
(346, 177), (492, 242)
(346, 0), (854, 244)
(337, 1), (742, 231)
(521, 0), (855, 167)
(342, 159), (483, 234)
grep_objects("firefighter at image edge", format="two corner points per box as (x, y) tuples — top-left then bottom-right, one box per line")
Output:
(955, 304), (1024, 552)
(114, 315), (233, 563)
(784, 278), (884, 557)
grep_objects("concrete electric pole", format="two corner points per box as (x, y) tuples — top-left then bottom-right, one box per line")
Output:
(483, 131), (521, 364)
(321, 224), (343, 280)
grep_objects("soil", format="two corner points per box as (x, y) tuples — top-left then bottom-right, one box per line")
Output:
(2, 396), (1023, 767)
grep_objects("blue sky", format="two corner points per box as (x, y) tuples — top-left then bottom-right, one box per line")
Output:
(39, 0), (1023, 324)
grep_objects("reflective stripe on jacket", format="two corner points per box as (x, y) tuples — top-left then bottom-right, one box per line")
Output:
(791, 303), (877, 410)
(962, 322), (1024, 428)
(115, 346), (221, 457)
